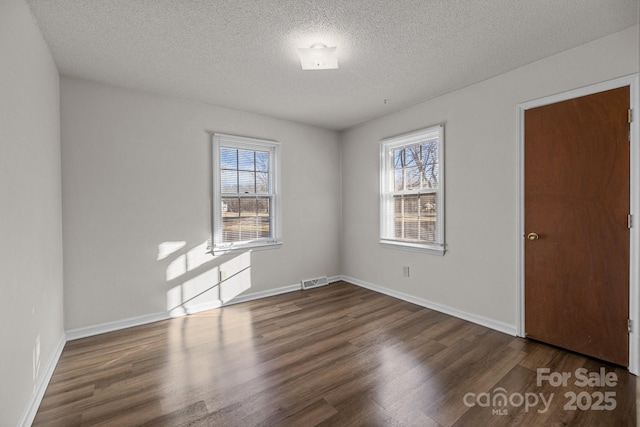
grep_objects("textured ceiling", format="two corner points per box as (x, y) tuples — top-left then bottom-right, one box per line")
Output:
(26, 0), (639, 130)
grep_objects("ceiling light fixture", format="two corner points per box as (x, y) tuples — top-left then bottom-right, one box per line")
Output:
(296, 43), (338, 71)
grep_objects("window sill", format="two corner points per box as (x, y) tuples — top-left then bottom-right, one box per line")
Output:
(379, 239), (445, 256)
(211, 241), (283, 256)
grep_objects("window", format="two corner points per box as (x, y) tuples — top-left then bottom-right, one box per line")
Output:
(379, 124), (445, 255)
(212, 133), (281, 254)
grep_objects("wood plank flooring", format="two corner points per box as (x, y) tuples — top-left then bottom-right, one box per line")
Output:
(33, 282), (637, 426)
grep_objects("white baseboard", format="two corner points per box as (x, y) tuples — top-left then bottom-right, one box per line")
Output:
(18, 333), (66, 427)
(188, 300), (223, 313)
(219, 276), (344, 305)
(340, 275), (517, 336)
(66, 275), (513, 344)
(65, 277), (345, 341)
(66, 311), (170, 341)
(224, 283), (302, 305)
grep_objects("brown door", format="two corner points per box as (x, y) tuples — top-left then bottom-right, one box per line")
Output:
(524, 86), (630, 366)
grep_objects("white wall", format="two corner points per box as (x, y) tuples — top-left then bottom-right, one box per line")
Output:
(61, 77), (342, 330)
(0, 0), (64, 425)
(341, 26), (639, 329)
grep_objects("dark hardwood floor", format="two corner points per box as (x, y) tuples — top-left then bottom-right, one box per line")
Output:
(33, 282), (637, 426)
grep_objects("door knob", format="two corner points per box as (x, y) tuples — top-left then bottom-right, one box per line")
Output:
(527, 232), (539, 241)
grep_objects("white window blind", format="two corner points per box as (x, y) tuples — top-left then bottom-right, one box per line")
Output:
(380, 124), (445, 255)
(212, 133), (281, 254)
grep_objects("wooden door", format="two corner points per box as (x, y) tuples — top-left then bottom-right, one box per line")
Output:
(524, 86), (630, 366)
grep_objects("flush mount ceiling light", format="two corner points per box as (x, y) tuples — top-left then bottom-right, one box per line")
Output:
(296, 43), (338, 71)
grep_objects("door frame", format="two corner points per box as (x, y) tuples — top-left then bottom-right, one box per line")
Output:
(516, 74), (640, 374)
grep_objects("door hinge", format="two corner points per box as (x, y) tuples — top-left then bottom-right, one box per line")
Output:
(628, 319), (632, 333)
(629, 109), (633, 124)
(628, 214), (633, 229)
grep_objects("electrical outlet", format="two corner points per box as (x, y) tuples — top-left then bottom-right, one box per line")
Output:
(403, 266), (410, 277)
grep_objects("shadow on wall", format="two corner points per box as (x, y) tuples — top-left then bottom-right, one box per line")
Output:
(158, 241), (251, 316)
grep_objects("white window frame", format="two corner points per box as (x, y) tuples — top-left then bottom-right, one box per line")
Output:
(379, 124), (445, 255)
(211, 133), (282, 255)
